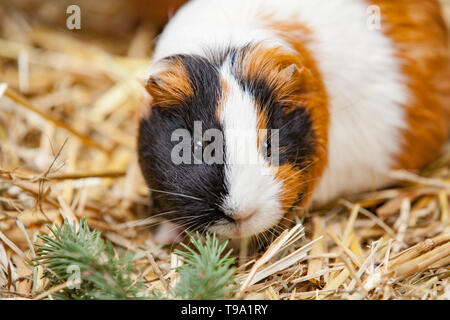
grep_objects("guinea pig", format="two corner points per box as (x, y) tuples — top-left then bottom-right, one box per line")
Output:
(137, 0), (450, 242)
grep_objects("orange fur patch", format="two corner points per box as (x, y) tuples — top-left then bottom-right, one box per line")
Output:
(255, 108), (269, 149)
(275, 163), (309, 212)
(246, 16), (330, 213)
(371, 0), (450, 169)
(145, 57), (193, 107)
(215, 77), (228, 121)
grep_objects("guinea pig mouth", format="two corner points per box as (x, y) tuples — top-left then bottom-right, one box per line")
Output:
(208, 213), (282, 239)
(208, 222), (246, 239)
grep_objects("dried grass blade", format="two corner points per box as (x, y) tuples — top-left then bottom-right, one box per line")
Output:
(4, 88), (108, 153)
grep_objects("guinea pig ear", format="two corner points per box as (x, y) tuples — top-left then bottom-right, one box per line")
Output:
(278, 64), (304, 82)
(145, 75), (168, 102)
(144, 60), (193, 107)
(273, 63), (306, 103)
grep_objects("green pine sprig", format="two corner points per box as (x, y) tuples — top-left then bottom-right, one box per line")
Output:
(34, 219), (237, 300)
(34, 218), (145, 300)
(174, 232), (237, 300)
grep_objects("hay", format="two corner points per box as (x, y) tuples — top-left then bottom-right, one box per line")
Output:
(0, 0), (449, 300)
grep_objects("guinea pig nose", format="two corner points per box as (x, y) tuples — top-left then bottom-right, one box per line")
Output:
(233, 209), (256, 223)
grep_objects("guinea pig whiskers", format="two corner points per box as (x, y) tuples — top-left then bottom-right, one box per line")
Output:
(164, 215), (204, 225)
(280, 216), (295, 224)
(162, 209), (216, 232)
(177, 219), (214, 244)
(147, 187), (205, 202)
(148, 210), (180, 219)
(164, 218), (200, 241)
(250, 231), (264, 251)
(252, 226), (280, 251)
(172, 211), (212, 224)
(277, 160), (316, 179)
(278, 174), (318, 204)
(199, 221), (215, 238)
(138, 210), (213, 232)
(268, 225), (283, 238)
(137, 216), (189, 231)
(265, 115), (300, 142)
(255, 233), (265, 251)
(262, 229), (274, 244)
(263, 228), (275, 242)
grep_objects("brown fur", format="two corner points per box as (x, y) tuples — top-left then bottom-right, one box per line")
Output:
(240, 18), (330, 213)
(275, 163), (309, 212)
(145, 57), (193, 107)
(255, 108), (269, 150)
(371, 0), (450, 169)
(215, 77), (228, 122)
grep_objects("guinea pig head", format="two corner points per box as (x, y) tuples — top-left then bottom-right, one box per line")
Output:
(137, 44), (328, 239)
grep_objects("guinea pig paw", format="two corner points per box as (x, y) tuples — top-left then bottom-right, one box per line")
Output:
(154, 221), (184, 244)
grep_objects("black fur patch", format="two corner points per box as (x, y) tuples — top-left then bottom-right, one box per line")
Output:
(212, 44), (316, 168)
(138, 54), (229, 233)
(233, 66), (316, 169)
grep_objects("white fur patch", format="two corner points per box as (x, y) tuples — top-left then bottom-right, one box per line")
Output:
(151, 0), (409, 208)
(212, 64), (283, 238)
(289, 0), (409, 204)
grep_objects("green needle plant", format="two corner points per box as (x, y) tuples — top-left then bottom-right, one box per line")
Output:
(174, 232), (237, 300)
(34, 219), (237, 300)
(35, 218), (144, 299)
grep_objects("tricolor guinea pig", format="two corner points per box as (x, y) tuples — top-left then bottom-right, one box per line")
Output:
(137, 0), (450, 241)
